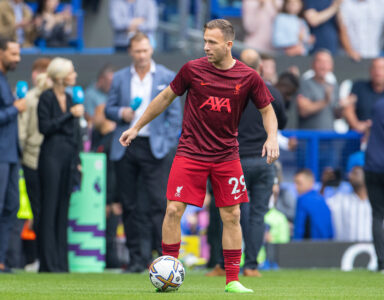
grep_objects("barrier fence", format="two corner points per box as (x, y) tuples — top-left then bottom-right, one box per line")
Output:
(281, 130), (362, 180)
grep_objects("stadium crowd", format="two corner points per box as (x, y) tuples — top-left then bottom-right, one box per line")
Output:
(0, 0), (383, 276)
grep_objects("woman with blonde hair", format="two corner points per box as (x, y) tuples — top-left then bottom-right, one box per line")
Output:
(37, 57), (84, 272)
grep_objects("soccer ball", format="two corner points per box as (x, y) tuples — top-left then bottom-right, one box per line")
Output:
(149, 256), (185, 292)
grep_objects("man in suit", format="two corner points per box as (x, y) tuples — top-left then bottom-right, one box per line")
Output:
(105, 32), (181, 272)
(0, 37), (26, 273)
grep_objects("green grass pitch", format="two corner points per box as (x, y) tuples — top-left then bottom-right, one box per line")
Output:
(0, 269), (383, 300)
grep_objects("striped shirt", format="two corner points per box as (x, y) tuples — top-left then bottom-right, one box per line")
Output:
(341, 0), (384, 58)
(327, 192), (372, 242)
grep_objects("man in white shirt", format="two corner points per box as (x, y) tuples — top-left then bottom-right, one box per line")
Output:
(327, 166), (372, 242)
(105, 32), (182, 272)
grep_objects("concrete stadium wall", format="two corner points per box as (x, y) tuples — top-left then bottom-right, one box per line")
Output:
(8, 53), (372, 88)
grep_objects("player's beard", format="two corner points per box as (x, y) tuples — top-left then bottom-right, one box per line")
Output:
(212, 49), (226, 65)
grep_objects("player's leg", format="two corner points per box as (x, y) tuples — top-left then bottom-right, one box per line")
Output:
(162, 156), (209, 259)
(219, 203), (242, 278)
(161, 200), (187, 258)
(219, 205), (253, 293)
(211, 159), (253, 293)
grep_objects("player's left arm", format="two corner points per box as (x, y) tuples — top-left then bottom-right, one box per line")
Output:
(259, 103), (279, 164)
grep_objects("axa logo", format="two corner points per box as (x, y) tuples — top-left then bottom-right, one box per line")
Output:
(199, 96), (232, 113)
(175, 186), (183, 197)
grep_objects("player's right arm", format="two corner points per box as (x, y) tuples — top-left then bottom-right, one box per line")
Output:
(119, 86), (178, 146)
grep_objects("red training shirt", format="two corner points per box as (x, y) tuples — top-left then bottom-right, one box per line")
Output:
(170, 57), (273, 162)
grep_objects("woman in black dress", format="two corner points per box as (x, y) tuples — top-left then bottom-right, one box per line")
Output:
(37, 57), (84, 272)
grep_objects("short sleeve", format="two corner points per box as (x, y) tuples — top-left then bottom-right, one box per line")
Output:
(298, 79), (312, 99)
(250, 73), (274, 109)
(170, 62), (191, 96)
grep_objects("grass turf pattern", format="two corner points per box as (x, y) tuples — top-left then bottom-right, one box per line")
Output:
(0, 269), (383, 299)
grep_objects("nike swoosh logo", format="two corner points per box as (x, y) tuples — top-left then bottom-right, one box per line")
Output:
(234, 194), (243, 200)
(200, 82), (211, 86)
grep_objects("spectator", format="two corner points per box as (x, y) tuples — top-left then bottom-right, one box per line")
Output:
(238, 49), (286, 277)
(364, 97), (384, 273)
(293, 169), (334, 240)
(261, 54), (278, 85)
(273, 0), (314, 56)
(242, 0), (282, 53)
(343, 58), (384, 134)
(275, 71), (300, 129)
(303, 0), (360, 60)
(37, 57), (84, 272)
(0, 0), (35, 47)
(84, 64), (116, 125)
(105, 32), (181, 272)
(35, 0), (73, 47)
(265, 178), (291, 244)
(0, 37), (26, 273)
(109, 0), (158, 52)
(18, 57), (51, 271)
(257, 179), (290, 269)
(319, 167), (342, 198)
(297, 49), (339, 130)
(274, 162), (297, 223)
(327, 166), (372, 242)
(340, 0), (384, 59)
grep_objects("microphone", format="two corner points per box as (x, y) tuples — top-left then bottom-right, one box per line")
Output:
(130, 96), (142, 111)
(72, 86), (85, 104)
(71, 86), (88, 150)
(16, 81), (28, 99)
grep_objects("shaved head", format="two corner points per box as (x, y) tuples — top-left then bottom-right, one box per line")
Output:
(240, 49), (261, 72)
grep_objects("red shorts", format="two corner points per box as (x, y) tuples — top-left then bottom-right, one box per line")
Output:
(166, 155), (249, 208)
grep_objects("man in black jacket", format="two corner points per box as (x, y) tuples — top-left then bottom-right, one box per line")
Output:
(0, 37), (25, 273)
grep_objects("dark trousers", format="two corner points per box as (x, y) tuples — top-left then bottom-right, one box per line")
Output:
(0, 162), (19, 264)
(106, 212), (120, 268)
(365, 171), (384, 270)
(38, 146), (73, 272)
(206, 180), (223, 268)
(115, 137), (167, 267)
(240, 156), (275, 270)
(23, 165), (41, 233)
(6, 219), (24, 268)
(23, 165), (40, 263)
